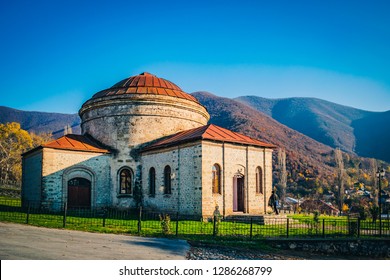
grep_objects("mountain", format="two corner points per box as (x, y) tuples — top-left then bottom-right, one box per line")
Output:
(352, 110), (390, 162)
(0, 106), (81, 137)
(235, 96), (390, 162)
(1, 95), (387, 198)
(192, 91), (335, 177)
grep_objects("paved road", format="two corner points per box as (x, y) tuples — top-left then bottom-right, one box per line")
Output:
(0, 222), (189, 260)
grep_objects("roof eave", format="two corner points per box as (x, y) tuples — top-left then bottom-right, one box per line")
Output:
(41, 146), (111, 154)
(141, 136), (203, 153)
(142, 137), (276, 153)
(21, 145), (44, 157)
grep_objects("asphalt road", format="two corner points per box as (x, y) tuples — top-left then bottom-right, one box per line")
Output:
(0, 222), (189, 260)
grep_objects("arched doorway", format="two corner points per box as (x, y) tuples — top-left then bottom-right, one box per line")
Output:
(233, 173), (245, 212)
(67, 177), (91, 208)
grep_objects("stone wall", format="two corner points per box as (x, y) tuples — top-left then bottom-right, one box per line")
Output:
(140, 142), (203, 216)
(22, 149), (43, 205)
(40, 148), (111, 210)
(141, 140), (274, 218)
(201, 141), (274, 217)
(79, 94), (209, 154)
(109, 156), (139, 209)
(268, 239), (390, 258)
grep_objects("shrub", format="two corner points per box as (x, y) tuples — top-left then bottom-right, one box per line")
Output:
(159, 214), (171, 235)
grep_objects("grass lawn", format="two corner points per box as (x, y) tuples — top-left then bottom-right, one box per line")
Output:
(1, 197), (389, 240)
(288, 213), (348, 221)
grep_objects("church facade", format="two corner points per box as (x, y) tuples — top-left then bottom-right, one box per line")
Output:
(22, 72), (275, 217)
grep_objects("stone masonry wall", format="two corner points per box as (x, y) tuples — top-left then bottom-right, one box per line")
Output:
(141, 143), (203, 216)
(79, 95), (210, 209)
(41, 148), (111, 210)
(201, 141), (274, 217)
(22, 150), (43, 206)
(80, 94), (209, 154)
(110, 156), (139, 209)
(268, 239), (390, 258)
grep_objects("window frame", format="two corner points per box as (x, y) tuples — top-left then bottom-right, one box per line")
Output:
(256, 166), (263, 194)
(119, 167), (133, 195)
(149, 167), (156, 196)
(164, 165), (172, 195)
(212, 163), (222, 194)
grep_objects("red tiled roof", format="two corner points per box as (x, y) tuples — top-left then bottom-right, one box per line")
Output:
(143, 124), (276, 151)
(91, 72), (199, 103)
(41, 134), (110, 153)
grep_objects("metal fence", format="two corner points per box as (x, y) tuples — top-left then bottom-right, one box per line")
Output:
(0, 198), (389, 239)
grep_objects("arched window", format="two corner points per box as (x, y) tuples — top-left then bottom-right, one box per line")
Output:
(256, 166), (263, 194)
(119, 168), (132, 194)
(164, 165), (172, 195)
(149, 167), (156, 196)
(212, 164), (221, 194)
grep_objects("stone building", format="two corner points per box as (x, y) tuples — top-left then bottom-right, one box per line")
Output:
(22, 72), (276, 217)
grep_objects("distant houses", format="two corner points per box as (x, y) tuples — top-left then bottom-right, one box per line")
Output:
(299, 199), (339, 216)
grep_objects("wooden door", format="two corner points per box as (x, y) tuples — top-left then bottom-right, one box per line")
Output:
(237, 177), (244, 212)
(67, 178), (91, 208)
(233, 175), (245, 212)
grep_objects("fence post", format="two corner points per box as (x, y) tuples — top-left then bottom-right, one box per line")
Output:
(102, 210), (106, 227)
(213, 217), (217, 237)
(286, 218), (289, 238)
(26, 202), (31, 224)
(63, 202), (67, 228)
(137, 206), (142, 234)
(322, 219), (325, 238)
(175, 212), (179, 237)
(250, 218), (253, 240)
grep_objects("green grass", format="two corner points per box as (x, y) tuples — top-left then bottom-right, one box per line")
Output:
(288, 213), (348, 221)
(0, 210), (290, 238)
(0, 196), (21, 202)
(1, 197), (389, 241)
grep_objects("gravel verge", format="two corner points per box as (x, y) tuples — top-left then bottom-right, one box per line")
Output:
(185, 241), (374, 260)
(186, 241), (305, 260)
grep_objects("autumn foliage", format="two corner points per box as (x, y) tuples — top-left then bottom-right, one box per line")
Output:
(0, 122), (52, 184)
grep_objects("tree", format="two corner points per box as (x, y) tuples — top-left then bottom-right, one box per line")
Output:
(342, 203), (349, 213)
(370, 158), (378, 206)
(0, 122), (52, 184)
(277, 148), (287, 208)
(30, 131), (53, 147)
(334, 148), (345, 215)
(0, 122), (33, 183)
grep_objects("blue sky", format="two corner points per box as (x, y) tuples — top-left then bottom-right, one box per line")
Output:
(0, 0), (389, 113)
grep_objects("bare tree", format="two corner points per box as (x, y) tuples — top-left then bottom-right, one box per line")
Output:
(278, 148), (287, 208)
(370, 158), (378, 205)
(334, 148), (344, 215)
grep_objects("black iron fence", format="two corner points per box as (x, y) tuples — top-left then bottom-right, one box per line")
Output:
(0, 198), (389, 239)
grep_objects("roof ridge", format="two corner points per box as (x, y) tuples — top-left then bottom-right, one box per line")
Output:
(41, 134), (110, 153)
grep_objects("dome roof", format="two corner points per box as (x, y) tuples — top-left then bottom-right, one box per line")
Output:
(91, 72), (198, 103)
